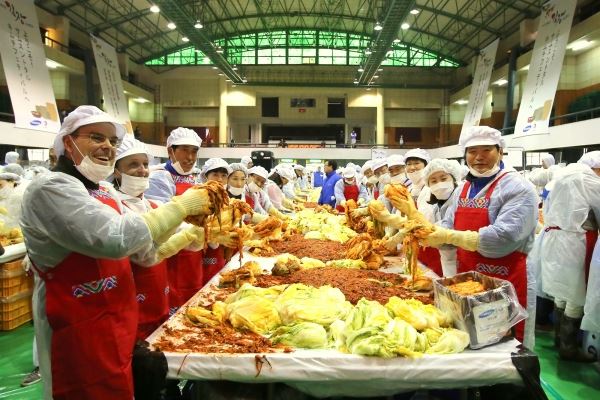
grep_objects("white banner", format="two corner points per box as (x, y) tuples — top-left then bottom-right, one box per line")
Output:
(461, 38), (499, 136)
(514, 0), (576, 136)
(90, 34), (133, 133)
(0, 0), (60, 133)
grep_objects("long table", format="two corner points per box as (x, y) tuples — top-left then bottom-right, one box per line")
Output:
(147, 252), (541, 398)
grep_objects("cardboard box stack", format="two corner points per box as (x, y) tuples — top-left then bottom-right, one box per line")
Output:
(1, 258), (33, 330)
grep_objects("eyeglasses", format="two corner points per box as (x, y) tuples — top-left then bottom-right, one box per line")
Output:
(73, 132), (122, 148)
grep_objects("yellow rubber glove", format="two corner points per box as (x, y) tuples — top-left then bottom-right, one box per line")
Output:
(384, 230), (407, 251)
(209, 230), (240, 248)
(351, 207), (370, 218)
(251, 213), (268, 224)
(268, 206), (288, 220)
(423, 227), (479, 251)
(387, 195), (419, 219)
(142, 188), (211, 241)
(156, 226), (205, 261)
(282, 198), (295, 210)
(368, 203), (407, 229)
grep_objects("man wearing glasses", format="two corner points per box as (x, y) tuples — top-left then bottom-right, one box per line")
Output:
(20, 105), (215, 399)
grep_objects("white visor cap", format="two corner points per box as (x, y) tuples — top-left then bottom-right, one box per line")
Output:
(459, 126), (506, 151)
(167, 127), (202, 148)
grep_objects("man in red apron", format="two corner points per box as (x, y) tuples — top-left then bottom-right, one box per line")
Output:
(21, 106), (215, 399)
(146, 127), (205, 313)
(390, 126), (538, 344)
(334, 168), (367, 212)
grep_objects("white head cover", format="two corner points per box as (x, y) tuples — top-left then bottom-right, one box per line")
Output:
(166, 127), (202, 148)
(459, 126), (506, 151)
(387, 154), (406, 168)
(2, 163), (24, 177)
(578, 151), (600, 169)
(0, 171), (21, 182)
(54, 105), (127, 156)
(4, 151), (19, 164)
(404, 148), (431, 164)
(342, 168), (356, 179)
(248, 165), (269, 180)
(422, 158), (463, 185)
(371, 157), (388, 172)
(228, 162), (248, 176)
(541, 153), (555, 167)
(293, 164), (305, 172)
(274, 165), (296, 181)
(201, 158), (232, 179)
(240, 156), (252, 167)
(361, 160), (374, 174)
(116, 135), (150, 161)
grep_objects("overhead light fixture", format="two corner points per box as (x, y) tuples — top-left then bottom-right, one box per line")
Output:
(242, 78), (248, 83)
(195, 48), (202, 53)
(46, 60), (60, 69)
(149, 5), (160, 13)
(212, 66), (218, 69)
(373, 75), (379, 79)
(454, 99), (468, 105)
(568, 39), (592, 51)
(365, 48), (372, 55)
(167, 22), (176, 30)
(226, 79), (232, 82)
(216, 46), (224, 53)
(520, 65), (529, 71)
(194, 21), (203, 29)
(181, 36), (189, 42)
(353, 79), (359, 84)
(232, 66), (238, 70)
(393, 38), (401, 44)
(358, 66), (364, 72)
(410, 9), (420, 15)
(133, 97), (150, 103)
(374, 21), (383, 31)
(377, 68), (383, 72)
(401, 22), (410, 30)
(366, 87), (372, 91)
(494, 78), (508, 86)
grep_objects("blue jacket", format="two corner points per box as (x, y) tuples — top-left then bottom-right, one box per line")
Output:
(318, 170), (342, 206)
(313, 171), (324, 187)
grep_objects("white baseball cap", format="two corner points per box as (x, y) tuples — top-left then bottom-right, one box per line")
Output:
(248, 165), (269, 180)
(342, 168), (356, 179)
(371, 157), (388, 172)
(201, 158), (232, 179)
(404, 148), (431, 164)
(459, 126), (506, 151)
(361, 160), (374, 174)
(116, 135), (150, 161)
(54, 105), (126, 156)
(274, 165), (296, 181)
(423, 158), (463, 185)
(166, 127), (202, 148)
(387, 154), (406, 168)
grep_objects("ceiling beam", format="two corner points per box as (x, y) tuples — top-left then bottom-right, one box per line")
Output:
(90, 8), (151, 33)
(153, 0), (243, 83)
(418, 5), (501, 36)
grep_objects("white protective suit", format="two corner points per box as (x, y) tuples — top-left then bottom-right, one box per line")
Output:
(428, 193), (458, 277)
(20, 173), (157, 398)
(145, 163), (199, 203)
(541, 163), (600, 307)
(582, 240), (600, 332)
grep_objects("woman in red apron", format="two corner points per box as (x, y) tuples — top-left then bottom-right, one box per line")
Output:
(334, 169), (368, 212)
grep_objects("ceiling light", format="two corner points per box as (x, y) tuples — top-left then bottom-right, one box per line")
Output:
(520, 65), (529, 71)
(181, 37), (189, 42)
(366, 87), (372, 91)
(233, 66), (238, 70)
(454, 99), (468, 105)
(194, 21), (203, 29)
(377, 68), (383, 72)
(226, 79), (232, 82)
(568, 39), (592, 51)
(218, 73), (224, 76)
(133, 97), (150, 103)
(216, 47), (224, 53)
(149, 5), (160, 13)
(195, 48), (201, 53)
(410, 9), (420, 15)
(358, 67), (364, 72)
(212, 66), (218, 69)
(374, 21), (383, 31)
(167, 22), (176, 30)
(365, 48), (372, 55)
(393, 38), (401, 44)
(353, 79), (359, 84)
(46, 60), (59, 69)
(401, 22), (410, 30)
(242, 78), (248, 83)
(373, 75), (379, 78)
(494, 78), (508, 86)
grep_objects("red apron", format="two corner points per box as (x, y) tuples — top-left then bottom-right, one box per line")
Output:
(124, 200), (169, 340)
(336, 184), (359, 212)
(203, 245), (226, 285)
(167, 173), (203, 313)
(418, 246), (443, 276)
(34, 186), (138, 399)
(454, 172), (527, 342)
(374, 189), (379, 200)
(245, 192), (255, 209)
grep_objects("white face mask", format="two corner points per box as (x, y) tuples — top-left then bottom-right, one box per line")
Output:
(172, 161), (193, 175)
(367, 175), (379, 185)
(248, 181), (261, 193)
(429, 181), (455, 200)
(70, 139), (115, 184)
(228, 185), (244, 196)
(390, 174), (405, 184)
(378, 173), (391, 185)
(469, 164), (500, 178)
(407, 169), (424, 184)
(119, 173), (149, 197)
(0, 186), (13, 199)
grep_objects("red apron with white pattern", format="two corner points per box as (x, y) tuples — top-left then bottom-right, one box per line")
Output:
(415, 197), (443, 276)
(203, 245), (226, 285)
(34, 186), (138, 399)
(167, 173), (203, 312)
(454, 172), (527, 342)
(336, 184), (359, 212)
(245, 192), (255, 209)
(126, 200), (169, 340)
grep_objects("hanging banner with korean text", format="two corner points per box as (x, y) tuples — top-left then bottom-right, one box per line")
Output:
(90, 34), (133, 133)
(0, 0), (60, 132)
(460, 38), (499, 136)
(514, 0), (576, 136)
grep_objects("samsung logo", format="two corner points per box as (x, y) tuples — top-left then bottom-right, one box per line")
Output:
(479, 309), (495, 318)
(30, 119), (42, 126)
(522, 124), (532, 133)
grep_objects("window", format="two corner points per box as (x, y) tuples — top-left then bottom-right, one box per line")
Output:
(262, 97), (279, 117)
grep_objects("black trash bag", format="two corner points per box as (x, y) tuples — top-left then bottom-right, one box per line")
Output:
(132, 340), (168, 400)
